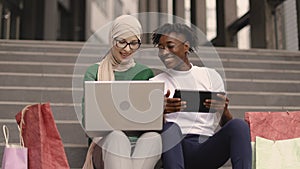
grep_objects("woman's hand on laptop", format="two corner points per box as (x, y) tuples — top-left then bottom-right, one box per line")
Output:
(163, 89), (187, 114)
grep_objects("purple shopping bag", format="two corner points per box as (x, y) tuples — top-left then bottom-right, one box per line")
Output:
(1, 125), (28, 169)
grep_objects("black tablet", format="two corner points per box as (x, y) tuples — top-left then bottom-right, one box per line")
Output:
(173, 89), (226, 113)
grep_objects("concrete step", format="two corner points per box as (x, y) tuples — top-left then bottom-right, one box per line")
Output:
(223, 68), (300, 80)
(0, 51), (99, 63)
(230, 107), (300, 119)
(228, 92), (300, 107)
(1, 88), (299, 108)
(0, 88), (81, 103)
(0, 103), (79, 121)
(138, 47), (300, 61)
(137, 55), (300, 70)
(0, 39), (104, 54)
(2, 101), (297, 124)
(0, 39), (85, 46)
(0, 145), (87, 169)
(0, 61), (89, 74)
(0, 120), (86, 145)
(1, 40), (300, 169)
(1, 61), (300, 82)
(0, 120), (87, 168)
(214, 50), (300, 61)
(1, 45), (300, 68)
(0, 73), (82, 88)
(226, 79), (300, 92)
(1, 39), (299, 61)
(1, 73), (299, 93)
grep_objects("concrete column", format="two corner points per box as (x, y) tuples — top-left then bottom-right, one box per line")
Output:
(138, 0), (170, 43)
(85, 0), (91, 40)
(149, 0), (159, 31)
(72, 0), (85, 41)
(138, 0), (148, 24)
(0, 2), (2, 38)
(159, 0), (169, 25)
(250, 0), (276, 49)
(159, 0), (168, 13)
(216, 0), (237, 47)
(173, 0), (185, 22)
(274, 5), (284, 50)
(20, 0), (44, 39)
(44, 0), (58, 40)
(139, 0), (147, 13)
(139, 0), (149, 43)
(191, 0), (206, 34)
(296, 0), (300, 50)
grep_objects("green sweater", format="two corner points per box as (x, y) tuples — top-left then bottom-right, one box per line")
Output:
(83, 63), (154, 81)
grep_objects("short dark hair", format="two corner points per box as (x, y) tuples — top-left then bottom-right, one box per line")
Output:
(152, 23), (199, 53)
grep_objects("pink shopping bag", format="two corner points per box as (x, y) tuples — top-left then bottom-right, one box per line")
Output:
(1, 125), (28, 169)
(245, 111), (300, 169)
(245, 111), (300, 142)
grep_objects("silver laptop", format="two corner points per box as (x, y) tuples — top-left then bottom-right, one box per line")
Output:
(84, 81), (164, 137)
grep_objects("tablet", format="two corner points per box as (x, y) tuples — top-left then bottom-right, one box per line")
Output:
(173, 89), (226, 113)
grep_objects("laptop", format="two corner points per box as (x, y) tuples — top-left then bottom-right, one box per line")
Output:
(84, 81), (164, 137)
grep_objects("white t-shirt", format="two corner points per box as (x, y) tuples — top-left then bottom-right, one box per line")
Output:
(150, 65), (225, 136)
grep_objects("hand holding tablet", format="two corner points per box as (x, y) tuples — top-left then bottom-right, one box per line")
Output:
(173, 89), (226, 113)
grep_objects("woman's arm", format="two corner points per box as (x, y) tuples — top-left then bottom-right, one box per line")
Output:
(84, 64), (99, 81)
(82, 64), (99, 126)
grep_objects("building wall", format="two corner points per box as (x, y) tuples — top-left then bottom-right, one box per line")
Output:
(0, 0), (298, 51)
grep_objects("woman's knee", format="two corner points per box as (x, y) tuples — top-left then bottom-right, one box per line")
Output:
(103, 130), (128, 142)
(140, 132), (161, 141)
(134, 132), (162, 158)
(138, 132), (162, 147)
(100, 130), (131, 155)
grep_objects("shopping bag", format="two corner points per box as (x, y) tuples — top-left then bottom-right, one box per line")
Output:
(1, 125), (28, 169)
(245, 111), (300, 142)
(82, 142), (96, 169)
(15, 103), (70, 169)
(255, 136), (300, 169)
(83, 140), (104, 169)
(245, 111), (300, 169)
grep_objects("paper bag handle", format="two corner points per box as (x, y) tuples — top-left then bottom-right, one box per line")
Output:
(18, 125), (25, 147)
(20, 105), (31, 132)
(2, 125), (9, 146)
(18, 105), (32, 147)
(2, 125), (25, 147)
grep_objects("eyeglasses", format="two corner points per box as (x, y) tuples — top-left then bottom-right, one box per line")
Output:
(156, 41), (187, 51)
(114, 38), (141, 50)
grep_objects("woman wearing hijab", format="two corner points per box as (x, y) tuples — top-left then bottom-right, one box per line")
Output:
(82, 15), (162, 169)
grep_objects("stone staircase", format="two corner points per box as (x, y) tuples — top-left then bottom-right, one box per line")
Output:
(0, 39), (299, 168)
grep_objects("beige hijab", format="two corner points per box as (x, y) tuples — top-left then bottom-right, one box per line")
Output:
(97, 15), (142, 81)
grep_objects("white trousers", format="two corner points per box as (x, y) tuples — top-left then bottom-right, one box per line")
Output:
(98, 130), (162, 169)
